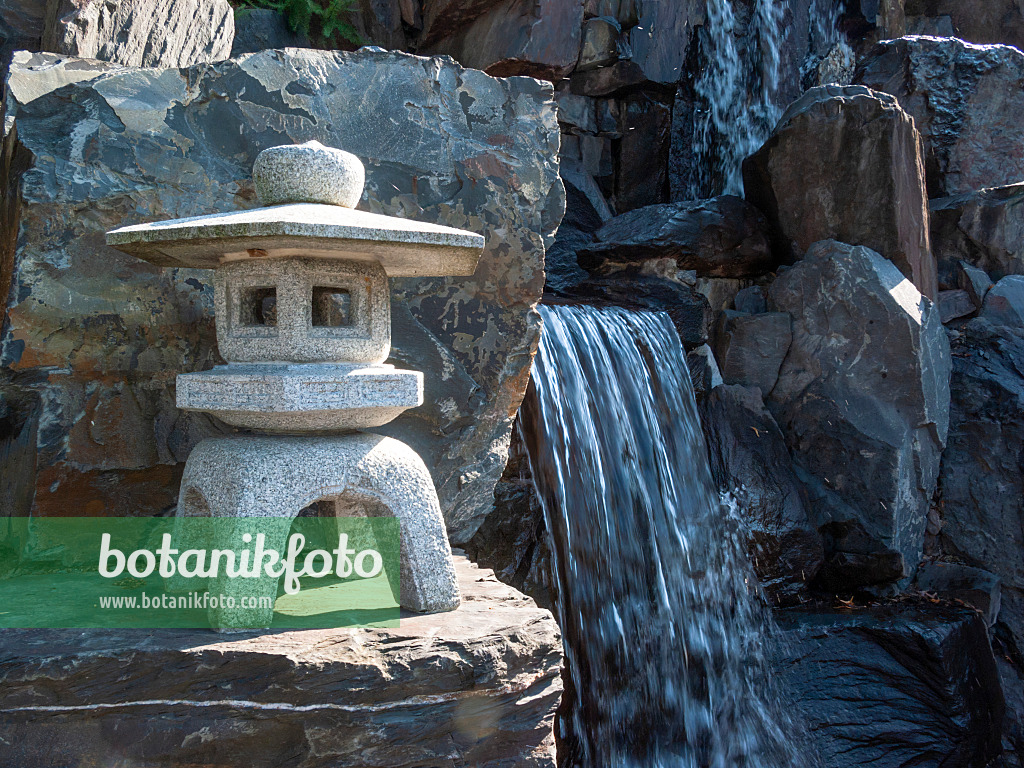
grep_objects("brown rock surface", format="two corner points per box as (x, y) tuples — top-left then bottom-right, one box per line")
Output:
(743, 84), (936, 299)
(0, 556), (562, 767)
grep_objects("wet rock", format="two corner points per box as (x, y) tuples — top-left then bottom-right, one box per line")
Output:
(544, 176), (602, 295)
(855, 36), (1024, 197)
(421, 0), (583, 80)
(578, 196), (774, 278)
(939, 319), (1024, 601)
(777, 603), (1004, 768)
(700, 384), (824, 603)
(743, 84), (936, 299)
(917, 561), (1002, 627)
(625, 0), (701, 85)
(982, 276), (1024, 328)
(0, 556), (562, 767)
(562, 276), (714, 349)
(0, 49), (562, 544)
(939, 289), (977, 324)
(231, 8), (309, 55)
(42, 0), (234, 68)
(931, 184), (1024, 288)
(904, 0), (1024, 52)
(768, 241), (951, 589)
(713, 311), (792, 396)
(465, 418), (551, 608)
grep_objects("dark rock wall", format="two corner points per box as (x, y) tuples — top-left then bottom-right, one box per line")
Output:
(0, 49), (562, 546)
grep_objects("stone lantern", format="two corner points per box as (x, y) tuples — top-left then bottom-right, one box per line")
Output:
(106, 141), (484, 625)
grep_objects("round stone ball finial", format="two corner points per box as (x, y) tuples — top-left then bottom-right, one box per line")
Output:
(254, 140), (365, 208)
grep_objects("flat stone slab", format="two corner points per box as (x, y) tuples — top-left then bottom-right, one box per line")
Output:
(0, 557), (562, 767)
(177, 363), (422, 432)
(106, 202), (484, 276)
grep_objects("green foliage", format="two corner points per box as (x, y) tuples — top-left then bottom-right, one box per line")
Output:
(235, 0), (364, 47)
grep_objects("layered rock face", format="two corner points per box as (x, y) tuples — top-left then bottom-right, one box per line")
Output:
(41, 0), (234, 68)
(940, 319), (1024, 639)
(778, 604), (1004, 768)
(767, 241), (951, 589)
(855, 36), (1024, 197)
(0, 557), (563, 767)
(0, 49), (562, 543)
(743, 84), (936, 299)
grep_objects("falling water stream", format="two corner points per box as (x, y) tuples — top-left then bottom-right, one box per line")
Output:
(524, 304), (802, 767)
(691, 0), (786, 197)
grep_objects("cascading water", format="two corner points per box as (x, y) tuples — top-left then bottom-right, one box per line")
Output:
(691, 0), (786, 198)
(524, 304), (803, 767)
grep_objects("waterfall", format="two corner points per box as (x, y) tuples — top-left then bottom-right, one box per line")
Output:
(524, 304), (802, 767)
(690, 0), (786, 198)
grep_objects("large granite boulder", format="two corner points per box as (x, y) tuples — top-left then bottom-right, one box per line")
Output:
(0, 49), (563, 543)
(743, 84), (936, 299)
(855, 36), (1024, 198)
(0, 557), (563, 767)
(767, 241), (951, 590)
(42, 0), (234, 68)
(931, 183), (1024, 289)
(700, 384), (824, 603)
(420, 0), (583, 80)
(777, 603), (1004, 768)
(577, 196), (774, 278)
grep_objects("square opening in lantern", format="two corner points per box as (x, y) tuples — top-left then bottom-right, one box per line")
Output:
(311, 287), (353, 327)
(240, 286), (278, 327)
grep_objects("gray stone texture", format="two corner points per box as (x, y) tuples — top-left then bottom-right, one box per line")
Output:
(231, 8), (310, 56)
(940, 318), (1024, 595)
(254, 140), (365, 208)
(176, 363), (423, 432)
(931, 183), (1024, 289)
(0, 556), (562, 767)
(42, 0), (234, 68)
(713, 310), (792, 396)
(700, 384), (824, 603)
(212, 258), (390, 365)
(855, 36), (1024, 197)
(578, 196), (775, 278)
(177, 433), (460, 614)
(938, 289), (976, 325)
(777, 604), (1003, 768)
(768, 241), (951, 589)
(0, 49), (562, 542)
(743, 84), (937, 299)
(916, 561), (1002, 627)
(983, 276), (1024, 328)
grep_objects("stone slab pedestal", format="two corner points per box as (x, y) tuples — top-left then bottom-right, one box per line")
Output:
(0, 558), (561, 767)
